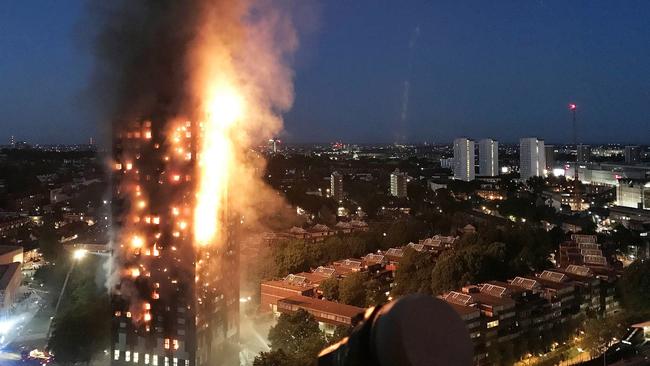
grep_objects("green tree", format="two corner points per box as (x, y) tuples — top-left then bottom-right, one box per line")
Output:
(430, 240), (507, 294)
(378, 220), (428, 250)
(268, 309), (327, 365)
(526, 176), (546, 194)
(364, 277), (388, 306)
(610, 224), (642, 249)
(274, 239), (315, 276)
(619, 259), (650, 317)
(430, 250), (471, 294)
(253, 349), (296, 366)
(48, 299), (110, 365)
(319, 277), (339, 301)
(487, 341), (515, 366)
(392, 248), (435, 296)
(580, 316), (626, 357)
(339, 272), (368, 307)
(47, 255), (110, 364)
(38, 216), (61, 261)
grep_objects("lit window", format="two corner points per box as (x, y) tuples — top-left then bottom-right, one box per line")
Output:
(152, 355), (158, 366)
(487, 320), (499, 329)
(173, 358), (179, 366)
(145, 354), (150, 365)
(114, 350), (120, 360)
(134, 352), (139, 363)
(164, 338), (170, 349)
(125, 351), (131, 362)
(173, 339), (179, 350)
(165, 357), (169, 366)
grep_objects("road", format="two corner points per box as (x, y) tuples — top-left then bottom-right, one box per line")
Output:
(0, 272), (55, 365)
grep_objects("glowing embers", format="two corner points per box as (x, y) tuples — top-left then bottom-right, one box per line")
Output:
(130, 268), (141, 278)
(143, 303), (152, 322)
(194, 85), (244, 246)
(131, 235), (144, 249)
(143, 216), (161, 225)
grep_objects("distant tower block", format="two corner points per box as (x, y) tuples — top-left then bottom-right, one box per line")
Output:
(519, 137), (546, 180)
(478, 139), (498, 177)
(625, 145), (641, 165)
(390, 169), (408, 198)
(331, 171), (344, 202)
(453, 138), (475, 181)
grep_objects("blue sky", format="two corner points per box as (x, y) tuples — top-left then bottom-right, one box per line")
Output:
(1, 1), (649, 144)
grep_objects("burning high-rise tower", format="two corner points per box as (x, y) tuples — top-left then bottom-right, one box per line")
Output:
(111, 117), (239, 366)
(97, 1), (299, 365)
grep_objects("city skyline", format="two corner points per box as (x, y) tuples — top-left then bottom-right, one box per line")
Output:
(1, 2), (650, 366)
(2, 1), (650, 145)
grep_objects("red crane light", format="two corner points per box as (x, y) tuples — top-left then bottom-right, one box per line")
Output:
(568, 103), (577, 110)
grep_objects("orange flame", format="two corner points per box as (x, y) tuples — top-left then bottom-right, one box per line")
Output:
(194, 85), (244, 245)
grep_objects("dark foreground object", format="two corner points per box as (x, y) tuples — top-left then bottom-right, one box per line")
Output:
(318, 294), (473, 366)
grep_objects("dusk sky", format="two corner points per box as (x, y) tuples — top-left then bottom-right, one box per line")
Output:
(1, 1), (649, 145)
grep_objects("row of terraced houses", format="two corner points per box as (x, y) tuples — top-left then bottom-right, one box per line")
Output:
(259, 234), (459, 333)
(259, 232), (621, 365)
(441, 262), (619, 364)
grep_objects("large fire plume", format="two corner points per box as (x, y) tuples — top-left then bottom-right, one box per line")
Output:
(92, 0), (299, 327)
(190, 0), (298, 248)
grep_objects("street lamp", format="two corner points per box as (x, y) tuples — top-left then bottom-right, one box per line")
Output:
(73, 248), (87, 260)
(46, 249), (90, 340)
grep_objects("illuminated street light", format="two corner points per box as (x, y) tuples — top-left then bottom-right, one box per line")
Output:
(47, 248), (101, 340)
(73, 249), (88, 260)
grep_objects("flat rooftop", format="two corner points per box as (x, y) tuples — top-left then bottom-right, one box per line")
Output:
(446, 302), (481, 318)
(470, 292), (516, 309)
(0, 245), (22, 256)
(261, 279), (315, 292)
(278, 295), (365, 318)
(0, 262), (20, 289)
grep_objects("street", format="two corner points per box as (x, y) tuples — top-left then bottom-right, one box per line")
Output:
(0, 271), (55, 365)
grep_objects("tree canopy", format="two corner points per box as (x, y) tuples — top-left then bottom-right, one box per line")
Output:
(338, 272), (368, 307)
(619, 259), (650, 318)
(319, 277), (339, 301)
(47, 256), (110, 365)
(391, 247), (436, 297)
(267, 309), (328, 366)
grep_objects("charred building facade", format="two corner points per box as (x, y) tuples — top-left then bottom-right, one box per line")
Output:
(111, 121), (239, 366)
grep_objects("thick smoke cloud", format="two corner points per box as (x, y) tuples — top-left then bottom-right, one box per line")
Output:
(89, 0), (302, 300)
(90, 1), (201, 127)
